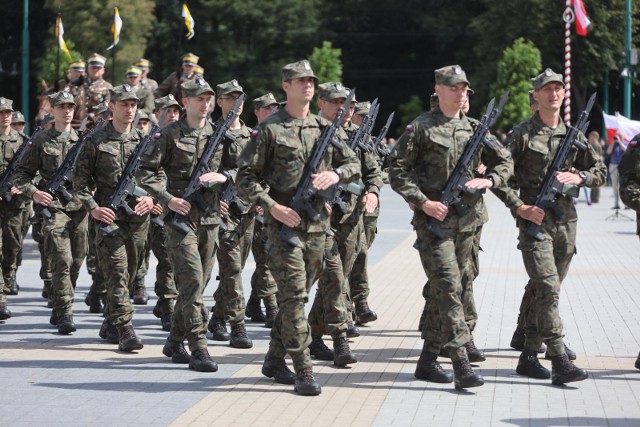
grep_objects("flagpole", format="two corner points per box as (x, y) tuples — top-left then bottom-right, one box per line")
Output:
(21, 0), (30, 133)
(56, 14), (61, 90)
(623, 0), (632, 118)
(111, 6), (116, 84)
(562, 0), (573, 125)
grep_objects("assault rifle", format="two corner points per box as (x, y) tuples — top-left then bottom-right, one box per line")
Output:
(280, 90), (355, 247)
(171, 95), (245, 234)
(0, 118), (52, 203)
(524, 92), (596, 241)
(219, 178), (247, 231)
(35, 111), (111, 220)
(374, 112), (395, 161)
(426, 91), (509, 239)
(100, 112), (168, 235)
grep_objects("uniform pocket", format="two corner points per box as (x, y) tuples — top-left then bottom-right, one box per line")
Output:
(42, 145), (62, 175)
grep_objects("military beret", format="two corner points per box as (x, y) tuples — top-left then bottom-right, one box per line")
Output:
(532, 68), (564, 91)
(354, 101), (371, 116)
(182, 53), (199, 65)
(48, 89), (77, 107)
(281, 60), (318, 82)
(216, 79), (244, 97)
(434, 65), (471, 87)
(109, 84), (139, 102)
(154, 94), (181, 112)
(429, 93), (439, 110)
(253, 93), (279, 109)
(11, 111), (25, 124)
(87, 53), (107, 68)
(69, 60), (86, 72)
(126, 66), (142, 77)
(0, 97), (15, 112)
(133, 58), (150, 70)
(318, 82), (350, 100)
(181, 77), (215, 98)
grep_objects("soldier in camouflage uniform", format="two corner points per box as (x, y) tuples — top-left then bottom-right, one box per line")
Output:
(11, 111), (26, 134)
(246, 93), (280, 327)
(154, 53), (199, 103)
(492, 69), (605, 385)
(57, 60), (86, 129)
(82, 54), (112, 125)
(73, 84), (153, 352)
(125, 67), (155, 116)
(133, 58), (158, 93)
(390, 65), (513, 389)
(139, 78), (225, 372)
(14, 89), (88, 334)
(236, 60), (360, 396)
(0, 97), (30, 298)
(207, 80), (254, 349)
(618, 133), (640, 370)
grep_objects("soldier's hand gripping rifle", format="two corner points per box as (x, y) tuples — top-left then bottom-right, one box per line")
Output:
(524, 92), (596, 241)
(99, 112), (168, 235)
(35, 111), (111, 220)
(426, 92), (509, 239)
(280, 90), (355, 247)
(218, 176), (247, 231)
(0, 118), (52, 203)
(171, 95), (245, 234)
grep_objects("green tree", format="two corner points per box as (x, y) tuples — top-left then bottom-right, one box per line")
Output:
(489, 38), (542, 132)
(396, 95), (423, 135)
(37, 38), (83, 91)
(309, 41), (343, 83)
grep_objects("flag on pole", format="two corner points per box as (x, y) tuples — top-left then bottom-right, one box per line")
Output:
(56, 17), (72, 60)
(573, 0), (591, 36)
(182, 3), (195, 40)
(107, 7), (123, 50)
(603, 112), (640, 143)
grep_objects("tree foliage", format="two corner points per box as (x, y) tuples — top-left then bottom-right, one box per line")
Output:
(396, 95), (423, 135)
(309, 41), (343, 83)
(37, 38), (83, 91)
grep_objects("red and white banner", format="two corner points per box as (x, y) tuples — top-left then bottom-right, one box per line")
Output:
(603, 112), (640, 143)
(573, 0), (591, 36)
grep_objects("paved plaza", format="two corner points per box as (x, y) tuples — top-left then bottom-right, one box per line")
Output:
(1, 185), (640, 427)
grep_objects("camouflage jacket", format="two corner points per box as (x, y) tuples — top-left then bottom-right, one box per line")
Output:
(236, 107), (361, 233)
(83, 78), (112, 120)
(72, 123), (147, 223)
(0, 129), (29, 208)
(58, 78), (86, 128)
(140, 77), (158, 93)
(130, 84), (155, 115)
(492, 112), (606, 223)
(619, 134), (640, 234)
(154, 71), (194, 103)
(389, 108), (512, 233)
(14, 127), (83, 211)
(217, 118), (252, 218)
(139, 118), (224, 226)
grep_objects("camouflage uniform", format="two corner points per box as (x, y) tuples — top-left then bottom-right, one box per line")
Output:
(82, 79), (112, 125)
(14, 90), (88, 327)
(139, 79), (223, 356)
(134, 58), (159, 93)
(389, 67), (512, 364)
(236, 71), (360, 375)
(73, 87), (149, 339)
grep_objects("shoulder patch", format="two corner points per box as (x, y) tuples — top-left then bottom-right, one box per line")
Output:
(630, 139), (638, 147)
(251, 128), (259, 138)
(405, 124), (414, 132)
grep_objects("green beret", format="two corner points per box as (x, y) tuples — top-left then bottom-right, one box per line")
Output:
(532, 68), (564, 91)
(253, 93), (279, 109)
(48, 89), (77, 107)
(181, 78), (215, 98)
(434, 65), (470, 87)
(109, 84), (139, 102)
(0, 97), (14, 112)
(318, 82), (350, 100)
(216, 79), (244, 97)
(281, 60), (318, 82)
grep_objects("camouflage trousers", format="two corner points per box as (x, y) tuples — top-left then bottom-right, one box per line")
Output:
(95, 218), (149, 327)
(249, 218), (278, 308)
(349, 213), (378, 305)
(213, 212), (255, 324)
(86, 217), (107, 299)
(417, 224), (474, 361)
(44, 208), (88, 316)
(265, 225), (325, 373)
(31, 211), (52, 293)
(0, 202), (29, 291)
(517, 219), (576, 357)
(16, 206), (31, 271)
(308, 233), (349, 339)
(166, 223), (218, 352)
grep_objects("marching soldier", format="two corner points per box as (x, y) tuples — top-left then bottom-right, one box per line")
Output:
(58, 60), (86, 128)
(11, 111), (26, 134)
(124, 67), (155, 115)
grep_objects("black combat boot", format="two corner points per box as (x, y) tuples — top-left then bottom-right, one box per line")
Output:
(8, 276), (19, 295)
(84, 292), (103, 314)
(415, 351), (453, 383)
(452, 358), (484, 389)
(47, 297), (54, 309)
(0, 302), (12, 320)
(465, 340), (486, 363)
(355, 301), (378, 324)
(152, 301), (162, 318)
(208, 314), (230, 341)
(245, 296), (266, 323)
(550, 353), (588, 385)
(262, 353), (295, 384)
(346, 319), (360, 338)
(57, 315), (77, 335)
(264, 305), (278, 329)
(117, 325), (144, 352)
(230, 322), (253, 348)
(510, 327), (525, 351)
(49, 310), (58, 326)
(162, 339), (190, 364)
(635, 352), (640, 370)
(161, 312), (172, 332)
(516, 349), (550, 379)
(42, 279), (51, 299)
(545, 344), (576, 361)
(333, 337), (357, 367)
(309, 337), (334, 361)
(132, 287), (149, 305)
(294, 367), (321, 396)
(189, 348), (218, 372)
(99, 318), (119, 344)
